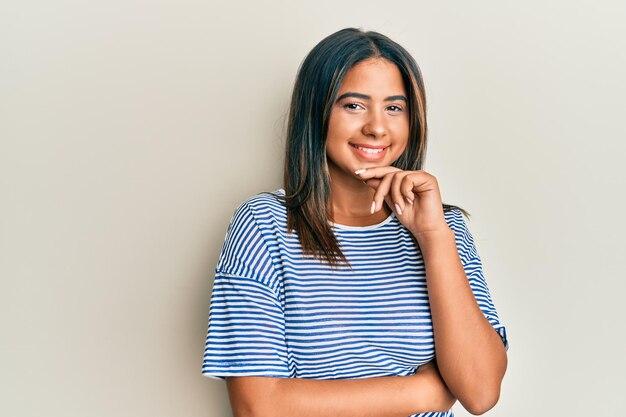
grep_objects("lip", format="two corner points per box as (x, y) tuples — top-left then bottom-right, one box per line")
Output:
(350, 143), (388, 150)
(349, 143), (389, 161)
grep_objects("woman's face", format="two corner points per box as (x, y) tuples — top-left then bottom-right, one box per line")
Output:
(325, 57), (410, 183)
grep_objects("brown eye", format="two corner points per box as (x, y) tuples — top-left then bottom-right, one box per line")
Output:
(343, 103), (362, 110)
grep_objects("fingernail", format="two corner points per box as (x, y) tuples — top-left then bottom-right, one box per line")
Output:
(370, 201), (376, 214)
(394, 203), (403, 215)
(354, 169), (367, 175)
(405, 197), (414, 205)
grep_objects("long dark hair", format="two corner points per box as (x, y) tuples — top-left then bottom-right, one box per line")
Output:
(262, 27), (469, 269)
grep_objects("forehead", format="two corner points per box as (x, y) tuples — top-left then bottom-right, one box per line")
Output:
(339, 58), (406, 94)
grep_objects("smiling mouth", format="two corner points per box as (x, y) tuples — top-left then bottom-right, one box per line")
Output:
(349, 143), (389, 154)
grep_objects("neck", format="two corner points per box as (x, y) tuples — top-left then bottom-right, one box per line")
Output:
(326, 167), (392, 226)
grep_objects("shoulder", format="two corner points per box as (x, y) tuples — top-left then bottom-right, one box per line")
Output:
(443, 207), (479, 262)
(229, 188), (286, 227)
(225, 188), (287, 235)
(216, 189), (286, 282)
(240, 188), (286, 215)
(443, 207), (469, 235)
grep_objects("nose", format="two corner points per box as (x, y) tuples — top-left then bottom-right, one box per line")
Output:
(361, 110), (387, 138)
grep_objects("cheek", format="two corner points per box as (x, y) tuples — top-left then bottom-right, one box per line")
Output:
(396, 117), (410, 139)
(328, 111), (359, 136)
(391, 124), (410, 159)
(392, 115), (410, 136)
(389, 144), (406, 163)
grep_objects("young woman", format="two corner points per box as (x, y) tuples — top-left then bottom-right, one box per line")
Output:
(201, 27), (509, 417)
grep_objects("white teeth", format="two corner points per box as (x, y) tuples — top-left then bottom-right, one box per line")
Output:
(353, 145), (385, 154)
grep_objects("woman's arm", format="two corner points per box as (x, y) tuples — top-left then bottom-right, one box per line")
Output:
(414, 228), (508, 415)
(226, 361), (456, 417)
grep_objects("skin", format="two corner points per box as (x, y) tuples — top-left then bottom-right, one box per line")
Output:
(332, 57), (508, 413)
(225, 57), (507, 416)
(325, 57), (409, 226)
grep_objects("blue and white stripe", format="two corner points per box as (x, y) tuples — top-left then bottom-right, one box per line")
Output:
(202, 188), (509, 417)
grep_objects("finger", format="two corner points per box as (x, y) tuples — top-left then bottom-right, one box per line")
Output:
(391, 171), (410, 213)
(354, 166), (402, 181)
(384, 194), (395, 215)
(364, 178), (382, 190)
(408, 171), (435, 195)
(372, 172), (396, 214)
(400, 174), (416, 204)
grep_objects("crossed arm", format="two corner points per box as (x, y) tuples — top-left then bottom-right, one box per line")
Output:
(225, 229), (507, 417)
(414, 227), (508, 415)
(226, 359), (456, 417)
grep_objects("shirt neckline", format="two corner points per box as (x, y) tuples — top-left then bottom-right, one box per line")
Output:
(275, 188), (396, 231)
(329, 212), (396, 230)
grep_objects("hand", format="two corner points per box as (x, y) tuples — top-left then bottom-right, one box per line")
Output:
(355, 166), (450, 236)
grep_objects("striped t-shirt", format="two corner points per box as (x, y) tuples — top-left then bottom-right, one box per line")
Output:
(201, 188), (509, 417)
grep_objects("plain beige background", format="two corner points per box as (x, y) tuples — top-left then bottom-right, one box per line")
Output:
(2, 1), (625, 416)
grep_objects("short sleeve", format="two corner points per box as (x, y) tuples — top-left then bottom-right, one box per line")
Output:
(201, 202), (291, 380)
(446, 209), (510, 351)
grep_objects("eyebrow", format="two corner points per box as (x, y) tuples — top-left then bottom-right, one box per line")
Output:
(335, 92), (408, 103)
